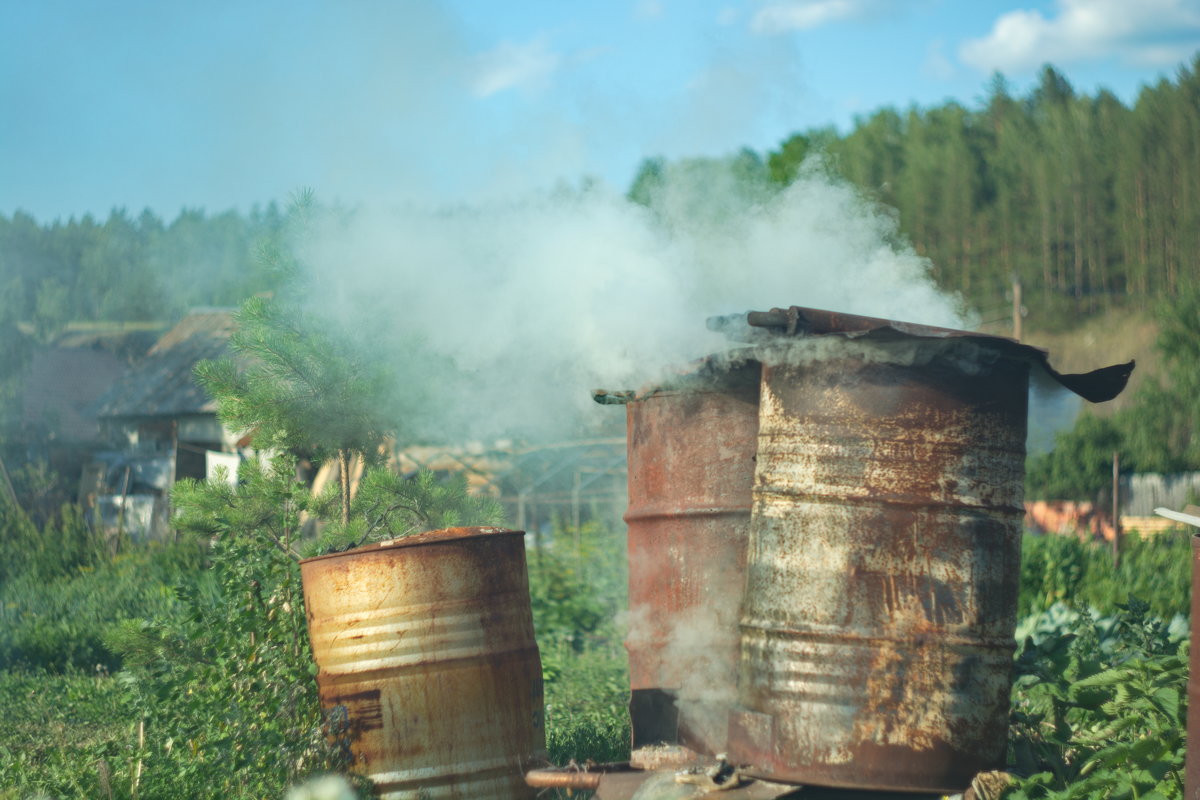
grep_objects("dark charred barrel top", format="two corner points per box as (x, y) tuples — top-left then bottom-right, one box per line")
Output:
(714, 305), (1134, 404)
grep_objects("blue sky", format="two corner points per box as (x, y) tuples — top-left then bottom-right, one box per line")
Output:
(3, 0), (1199, 222)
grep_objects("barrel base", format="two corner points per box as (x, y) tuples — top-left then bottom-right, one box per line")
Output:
(630, 689), (680, 748)
(727, 707), (985, 795)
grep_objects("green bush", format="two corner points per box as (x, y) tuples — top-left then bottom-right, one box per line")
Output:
(1019, 531), (1191, 619)
(101, 455), (357, 800)
(0, 540), (203, 672)
(1008, 600), (1187, 798)
(0, 499), (109, 585)
(1011, 532), (1192, 797)
(528, 520), (631, 765)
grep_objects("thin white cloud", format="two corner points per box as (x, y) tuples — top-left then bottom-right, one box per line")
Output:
(923, 38), (956, 80)
(471, 36), (562, 98)
(749, 0), (882, 33)
(635, 0), (665, 20)
(960, 0), (1200, 73)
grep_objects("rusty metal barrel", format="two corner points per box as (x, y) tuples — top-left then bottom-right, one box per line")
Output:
(300, 526), (545, 800)
(728, 337), (1029, 793)
(623, 356), (760, 755)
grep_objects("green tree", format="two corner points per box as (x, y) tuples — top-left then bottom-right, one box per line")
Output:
(31, 277), (71, 342)
(1025, 413), (1123, 501)
(192, 193), (500, 541)
(194, 295), (395, 527)
(108, 454), (358, 799)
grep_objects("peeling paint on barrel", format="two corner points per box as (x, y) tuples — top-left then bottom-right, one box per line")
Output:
(728, 338), (1028, 793)
(624, 357), (760, 755)
(300, 527), (545, 800)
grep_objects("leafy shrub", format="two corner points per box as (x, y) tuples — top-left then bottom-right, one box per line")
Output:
(0, 540), (203, 672)
(541, 635), (631, 766)
(0, 498), (109, 585)
(102, 455), (359, 800)
(528, 520), (631, 765)
(1008, 599), (1187, 798)
(531, 554), (618, 649)
(1019, 531), (1191, 619)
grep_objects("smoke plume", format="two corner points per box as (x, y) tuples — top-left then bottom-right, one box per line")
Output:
(298, 159), (965, 444)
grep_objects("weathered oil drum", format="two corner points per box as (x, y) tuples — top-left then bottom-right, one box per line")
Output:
(624, 357), (760, 755)
(300, 527), (545, 800)
(728, 337), (1028, 793)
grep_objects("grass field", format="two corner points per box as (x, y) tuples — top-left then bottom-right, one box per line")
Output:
(0, 520), (631, 798)
(0, 671), (137, 799)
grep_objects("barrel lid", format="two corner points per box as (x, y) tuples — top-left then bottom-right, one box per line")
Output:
(593, 347), (762, 406)
(299, 526), (523, 564)
(714, 305), (1135, 404)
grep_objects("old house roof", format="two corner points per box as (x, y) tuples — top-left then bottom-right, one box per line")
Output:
(93, 309), (236, 419)
(22, 346), (129, 443)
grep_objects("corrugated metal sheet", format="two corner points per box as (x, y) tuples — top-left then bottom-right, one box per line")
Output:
(93, 309), (236, 419)
(1121, 472), (1200, 517)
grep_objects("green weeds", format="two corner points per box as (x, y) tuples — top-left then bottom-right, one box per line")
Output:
(1008, 600), (1187, 798)
(529, 521), (632, 766)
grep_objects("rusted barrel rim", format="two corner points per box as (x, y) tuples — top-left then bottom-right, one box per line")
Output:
(300, 526), (523, 564)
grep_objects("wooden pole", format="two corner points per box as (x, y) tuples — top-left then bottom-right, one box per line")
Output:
(169, 420), (178, 542)
(1012, 277), (1023, 342)
(115, 465), (132, 553)
(1112, 451), (1121, 568)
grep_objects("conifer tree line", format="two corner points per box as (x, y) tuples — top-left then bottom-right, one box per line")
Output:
(776, 58), (1200, 323)
(0, 204), (285, 340)
(634, 57), (1200, 327)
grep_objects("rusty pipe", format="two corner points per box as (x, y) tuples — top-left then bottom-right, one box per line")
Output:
(524, 769), (603, 791)
(745, 307), (979, 339)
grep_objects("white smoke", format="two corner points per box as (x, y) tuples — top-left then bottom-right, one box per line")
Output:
(299, 158), (965, 443)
